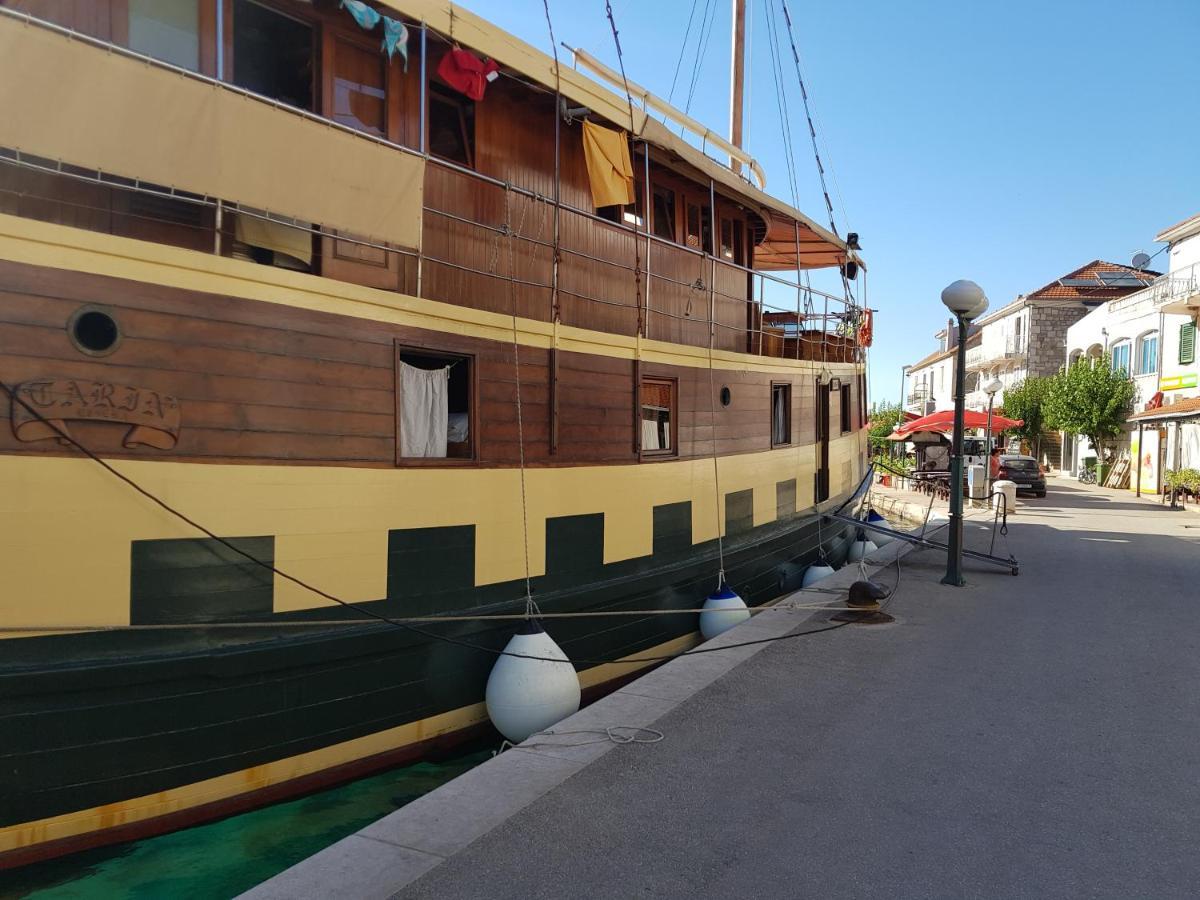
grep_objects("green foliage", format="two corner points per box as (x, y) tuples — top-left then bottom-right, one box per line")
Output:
(867, 401), (905, 453)
(998, 376), (1052, 453)
(1164, 468), (1200, 494)
(1043, 358), (1135, 459)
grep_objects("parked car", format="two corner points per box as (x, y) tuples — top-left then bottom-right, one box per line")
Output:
(997, 454), (1046, 497)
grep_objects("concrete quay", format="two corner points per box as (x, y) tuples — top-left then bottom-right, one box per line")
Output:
(244, 482), (1200, 899)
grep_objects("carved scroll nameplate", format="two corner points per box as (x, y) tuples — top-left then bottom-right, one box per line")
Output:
(11, 379), (181, 449)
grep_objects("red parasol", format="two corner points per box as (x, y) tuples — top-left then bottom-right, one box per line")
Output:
(890, 408), (1022, 440)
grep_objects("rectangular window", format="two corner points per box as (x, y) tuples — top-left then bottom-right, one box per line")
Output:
(428, 85), (475, 167)
(1111, 342), (1131, 375)
(1138, 334), (1159, 376)
(331, 37), (387, 138)
(396, 348), (473, 461)
(652, 185), (676, 241)
(720, 218), (734, 261)
(840, 383), (851, 434)
(719, 217), (746, 266)
(233, 0), (315, 111)
(771, 383), (792, 447)
(685, 202), (702, 248)
(129, 0), (200, 71)
(1181, 322), (1196, 365)
(640, 377), (676, 457)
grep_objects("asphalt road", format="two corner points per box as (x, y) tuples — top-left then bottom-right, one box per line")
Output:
(396, 482), (1200, 900)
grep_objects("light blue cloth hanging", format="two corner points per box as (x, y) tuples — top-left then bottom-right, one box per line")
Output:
(340, 0), (381, 31)
(381, 16), (409, 69)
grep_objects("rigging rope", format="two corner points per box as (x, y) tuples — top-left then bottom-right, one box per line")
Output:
(666, 0), (704, 107)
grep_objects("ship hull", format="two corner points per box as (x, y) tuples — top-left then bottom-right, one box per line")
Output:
(1, 495), (855, 869)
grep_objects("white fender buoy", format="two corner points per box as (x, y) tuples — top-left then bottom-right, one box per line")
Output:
(699, 584), (750, 639)
(485, 622), (581, 744)
(865, 510), (893, 546)
(802, 562), (836, 587)
(846, 538), (879, 562)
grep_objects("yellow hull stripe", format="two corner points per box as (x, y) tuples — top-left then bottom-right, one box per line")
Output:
(0, 433), (867, 630)
(0, 632), (698, 855)
(0, 213), (858, 377)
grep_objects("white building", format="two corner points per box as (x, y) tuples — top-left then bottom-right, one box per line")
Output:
(967, 261), (1154, 469)
(1118, 213), (1200, 491)
(903, 325), (978, 417)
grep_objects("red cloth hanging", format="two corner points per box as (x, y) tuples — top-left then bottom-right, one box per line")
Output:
(437, 48), (499, 101)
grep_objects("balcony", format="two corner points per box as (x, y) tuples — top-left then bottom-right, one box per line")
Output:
(905, 388), (931, 414)
(1109, 262), (1200, 317)
(966, 337), (1027, 372)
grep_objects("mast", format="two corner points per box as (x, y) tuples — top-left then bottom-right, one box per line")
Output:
(728, 0), (746, 176)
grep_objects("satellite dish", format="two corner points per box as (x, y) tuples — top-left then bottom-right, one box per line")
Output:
(1132, 252), (1152, 270)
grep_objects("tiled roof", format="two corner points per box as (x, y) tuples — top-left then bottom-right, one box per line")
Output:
(1129, 395), (1200, 422)
(1027, 260), (1156, 301)
(906, 332), (981, 372)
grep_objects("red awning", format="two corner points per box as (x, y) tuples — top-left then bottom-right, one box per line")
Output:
(890, 408), (1022, 440)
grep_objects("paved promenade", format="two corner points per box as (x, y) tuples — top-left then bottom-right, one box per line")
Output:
(249, 482), (1200, 899)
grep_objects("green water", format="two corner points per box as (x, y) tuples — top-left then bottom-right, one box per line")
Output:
(3, 746), (492, 900)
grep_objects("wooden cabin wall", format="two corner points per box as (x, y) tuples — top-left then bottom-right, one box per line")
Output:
(0, 259), (858, 470)
(0, 0), (817, 364)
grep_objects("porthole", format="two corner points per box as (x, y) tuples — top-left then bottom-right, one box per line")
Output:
(720, 386), (732, 406)
(68, 306), (121, 357)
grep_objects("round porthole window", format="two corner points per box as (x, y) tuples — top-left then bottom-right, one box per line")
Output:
(68, 306), (121, 357)
(720, 386), (732, 406)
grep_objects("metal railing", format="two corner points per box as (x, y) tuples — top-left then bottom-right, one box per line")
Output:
(0, 6), (863, 365)
(1109, 261), (1200, 315)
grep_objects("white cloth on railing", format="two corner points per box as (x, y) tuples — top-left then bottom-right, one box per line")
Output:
(400, 363), (449, 457)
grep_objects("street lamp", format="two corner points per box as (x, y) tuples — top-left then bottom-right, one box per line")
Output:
(941, 280), (989, 587)
(983, 376), (1003, 447)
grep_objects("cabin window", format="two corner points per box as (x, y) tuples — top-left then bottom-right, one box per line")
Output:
(233, 0), (315, 111)
(840, 383), (852, 433)
(771, 382), (792, 447)
(428, 86), (475, 167)
(652, 185), (676, 241)
(598, 183), (644, 228)
(397, 348), (473, 461)
(685, 202), (702, 248)
(640, 377), (676, 457)
(331, 37), (387, 138)
(129, 0), (200, 71)
(718, 216), (747, 266)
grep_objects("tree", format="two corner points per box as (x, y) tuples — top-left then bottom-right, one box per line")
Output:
(867, 401), (905, 455)
(1043, 358), (1135, 463)
(999, 376), (1052, 458)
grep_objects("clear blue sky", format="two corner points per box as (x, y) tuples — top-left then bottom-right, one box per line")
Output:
(473, 0), (1200, 405)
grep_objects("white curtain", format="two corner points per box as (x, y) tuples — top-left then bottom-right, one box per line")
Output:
(641, 417), (660, 451)
(400, 362), (449, 457)
(773, 391), (787, 443)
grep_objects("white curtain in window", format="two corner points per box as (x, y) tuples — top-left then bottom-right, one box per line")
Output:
(641, 417), (661, 451)
(773, 391), (787, 443)
(400, 363), (449, 457)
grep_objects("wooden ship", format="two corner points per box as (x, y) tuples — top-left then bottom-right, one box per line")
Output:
(0, 0), (869, 867)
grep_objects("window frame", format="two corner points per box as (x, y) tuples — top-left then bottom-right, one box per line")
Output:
(651, 183), (678, 242)
(1136, 331), (1159, 376)
(770, 381), (792, 448)
(427, 82), (476, 169)
(839, 382), (852, 434)
(1110, 340), (1132, 375)
(638, 374), (678, 460)
(394, 341), (478, 466)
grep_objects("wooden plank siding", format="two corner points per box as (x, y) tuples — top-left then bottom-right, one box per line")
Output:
(0, 0), (792, 361)
(0, 258), (859, 469)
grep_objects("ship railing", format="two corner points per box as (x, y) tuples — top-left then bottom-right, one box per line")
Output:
(0, 6), (860, 364)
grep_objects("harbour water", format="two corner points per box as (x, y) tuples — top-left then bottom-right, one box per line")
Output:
(4, 745), (493, 900)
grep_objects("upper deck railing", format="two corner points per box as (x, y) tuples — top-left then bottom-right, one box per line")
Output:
(1108, 262), (1200, 316)
(0, 5), (863, 366)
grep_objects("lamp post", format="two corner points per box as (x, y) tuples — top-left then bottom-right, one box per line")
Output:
(940, 280), (989, 587)
(983, 375), (1004, 499)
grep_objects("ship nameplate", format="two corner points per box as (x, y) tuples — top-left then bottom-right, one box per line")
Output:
(11, 379), (181, 449)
